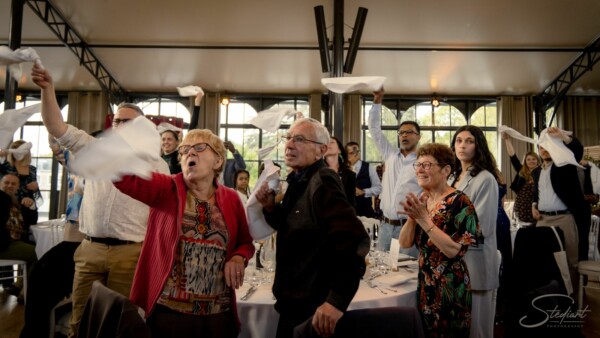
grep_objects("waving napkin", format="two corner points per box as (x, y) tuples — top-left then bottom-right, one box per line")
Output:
(0, 46), (43, 82)
(176, 85), (204, 97)
(7, 142), (32, 161)
(0, 104), (41, 163)
(70, 117), (161, 180)
(249, 107), (296, 133)
(157, 122), (182, 134)
(246, 160), (280, 240)
(499, 125), (583, 168)
(321, 76), (386, 94)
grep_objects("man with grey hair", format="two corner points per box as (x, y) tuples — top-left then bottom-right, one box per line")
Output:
(256, 118), (370, 338)
(31, 63), (169, 337)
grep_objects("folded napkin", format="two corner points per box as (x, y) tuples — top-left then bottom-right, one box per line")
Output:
(376, 273), (413, 287)
(246, 159), (280, 240)
(176, 85), (204, 97)
(70, 117), (161, 180)
(321, 76), (386, 94)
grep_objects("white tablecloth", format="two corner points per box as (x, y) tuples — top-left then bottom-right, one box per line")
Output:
(236, 269), (417, 338)
(30, 219), (65, 259)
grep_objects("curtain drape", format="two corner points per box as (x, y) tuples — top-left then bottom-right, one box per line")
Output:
(556, 96), (600, 148)
(67, 91), (109, 133)
(497, 95), (535, 199)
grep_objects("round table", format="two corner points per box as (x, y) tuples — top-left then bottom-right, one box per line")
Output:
(236, 268), (417, 338)
(30, 219), (65, 258)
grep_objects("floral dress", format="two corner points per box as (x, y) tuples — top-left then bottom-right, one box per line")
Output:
(415, 190), (479, 338)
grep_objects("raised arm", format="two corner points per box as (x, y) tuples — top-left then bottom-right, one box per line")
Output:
(31, 64), (68, 138)
(502, 132), (515, 157)
(367, 88), (397, 159)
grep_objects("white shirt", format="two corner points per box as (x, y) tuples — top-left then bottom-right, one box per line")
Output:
(538, 163), (568, 212)
(351, 160), (382, 197)
(367, 104), (421, 220)
(58, 124), (170, 242)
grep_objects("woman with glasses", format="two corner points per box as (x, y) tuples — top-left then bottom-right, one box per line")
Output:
(114, 129), (255, 337)
(399, 143), (480, 337)
(324, 136), (356, 206)
(449, 125), (499, 338)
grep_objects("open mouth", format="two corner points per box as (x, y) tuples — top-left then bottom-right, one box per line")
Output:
(188, 160), (197, 167)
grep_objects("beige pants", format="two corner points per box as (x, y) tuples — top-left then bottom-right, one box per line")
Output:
(68, 239), (142, 337)
(536, 214), (579, 270)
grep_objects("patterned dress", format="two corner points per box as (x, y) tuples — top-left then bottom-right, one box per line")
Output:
(416, 190), (479, 338)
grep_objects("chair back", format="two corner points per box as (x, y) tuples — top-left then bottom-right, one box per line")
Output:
(0, 259), (27, 303)
(294, 306), (425, 338)
(78, 281), (150, 338)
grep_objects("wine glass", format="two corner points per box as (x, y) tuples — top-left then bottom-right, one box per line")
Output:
(260, 236), (276, 282)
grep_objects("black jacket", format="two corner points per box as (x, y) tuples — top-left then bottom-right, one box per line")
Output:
(264, 160), (370, 319)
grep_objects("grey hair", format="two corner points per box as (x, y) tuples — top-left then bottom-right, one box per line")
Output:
(291, 117), (330, 145)
(117, 102), (144, 116)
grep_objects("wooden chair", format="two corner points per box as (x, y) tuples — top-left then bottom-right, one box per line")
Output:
(0, 259), (27, 303)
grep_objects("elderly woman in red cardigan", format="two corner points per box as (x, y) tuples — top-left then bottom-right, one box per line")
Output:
(114, 129), (254, 338)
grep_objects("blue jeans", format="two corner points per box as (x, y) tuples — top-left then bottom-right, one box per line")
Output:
(376, 221), (419, 257)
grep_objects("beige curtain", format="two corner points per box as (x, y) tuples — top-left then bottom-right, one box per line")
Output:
(342, 94), (362, 146)
(556, 96), (600, 148)
(190, 93), (219, 133)
(497, 95), (535, 199)
(67, 91), (110, 133)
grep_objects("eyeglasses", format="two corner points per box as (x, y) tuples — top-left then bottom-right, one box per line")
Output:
(348, 149), (360, 155)
(112, 118), (132, 126)
(412, 161), (442, 170)
(178, 142), (217, 155)
(398, 130), (418, 136)
(281, 134), (324, 145)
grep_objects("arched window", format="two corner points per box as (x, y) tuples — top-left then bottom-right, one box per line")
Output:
(219, 97), (310, 187)
(471, 102), (499, 160)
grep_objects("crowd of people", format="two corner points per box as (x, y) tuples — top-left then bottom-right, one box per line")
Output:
(0, 63), (596, 338)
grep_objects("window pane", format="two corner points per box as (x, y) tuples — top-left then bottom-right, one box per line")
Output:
(140, 100), (160, 115)
(35, 158), (53, 191)
(415, 103), (433, 126)
(450, 106), (467, 126)
(485, 103), (497, 126)
(434, 130), (453, 146)
(364, 130), (383, 163)
(419, 130), (433, 145)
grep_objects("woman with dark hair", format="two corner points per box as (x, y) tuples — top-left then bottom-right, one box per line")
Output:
(234, 169), (251, 207)
(502, 133), (541, 224)
(399, 143), (479, 337)
(449, 125), (499, 338)
(160, 129), (182, 174)
(324, 136), (356, 206)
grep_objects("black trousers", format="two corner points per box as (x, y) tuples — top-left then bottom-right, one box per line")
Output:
(20, 241), (80, 338)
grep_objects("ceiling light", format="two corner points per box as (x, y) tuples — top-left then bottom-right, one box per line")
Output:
(15, 94), (22, 102)
(431, 96), (440, 108)
(221, 96), (230, 106)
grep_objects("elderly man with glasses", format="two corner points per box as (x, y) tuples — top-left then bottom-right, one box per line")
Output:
(345, 141), (382, 218)
(31, 63), (170, 337)
(367, 88), (422, 256)
(256, 118), (370, 338)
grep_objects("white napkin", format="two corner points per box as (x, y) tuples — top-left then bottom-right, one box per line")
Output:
(8, 142), (32, 161)
(157, 122), (182, 134)
(249, 107), (296, 133)
(0, 46), (43, 82)
(176, 85), (204, 97)
(246, 160), (280, 240)
(258, 143), (281, 160)
(589, 162), (600, 195)
(376, 273), (413, 287)
(321, 76), (386, 94)
(70, 117), (161, 180)
(0, 104), (41, 163)
(498, 125), (583, 168)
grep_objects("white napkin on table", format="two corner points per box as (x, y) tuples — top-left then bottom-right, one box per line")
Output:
(70, 117), (161, 180)
(321, 76), (386, 94)
(376, 273), (413, 287)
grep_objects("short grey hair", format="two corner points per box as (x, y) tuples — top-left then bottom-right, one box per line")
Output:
(291, 117), (330, 145)
(117, 102), (144, 116)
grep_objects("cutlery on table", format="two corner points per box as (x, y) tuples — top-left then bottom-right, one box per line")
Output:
(241, 285), (257, 301)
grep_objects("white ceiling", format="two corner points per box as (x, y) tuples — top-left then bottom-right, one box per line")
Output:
(1, 0), (600, 97)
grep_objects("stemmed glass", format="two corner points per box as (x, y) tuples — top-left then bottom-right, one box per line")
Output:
(260, 235), (276, 282)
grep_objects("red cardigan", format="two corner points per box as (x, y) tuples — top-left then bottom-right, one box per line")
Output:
(114, 172), (254, 326)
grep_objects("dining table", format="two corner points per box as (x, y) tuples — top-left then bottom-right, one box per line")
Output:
(30, 219), (66, 259)
(236, 266), (418, 338)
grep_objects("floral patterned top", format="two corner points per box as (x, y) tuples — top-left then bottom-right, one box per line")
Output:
(415, 190), (479, 338)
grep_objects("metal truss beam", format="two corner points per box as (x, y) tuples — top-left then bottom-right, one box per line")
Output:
(534, 35), (600, 134)
(26, 0), (127, 104)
